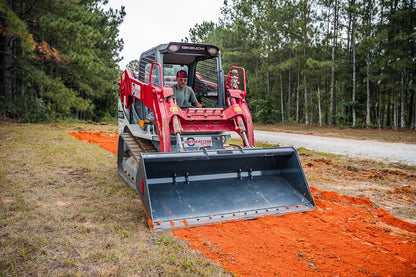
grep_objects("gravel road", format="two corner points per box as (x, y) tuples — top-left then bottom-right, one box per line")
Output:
(230, 130), (416, 166)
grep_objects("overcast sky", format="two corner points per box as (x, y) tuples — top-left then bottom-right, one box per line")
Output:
(106, 0), (224, 68)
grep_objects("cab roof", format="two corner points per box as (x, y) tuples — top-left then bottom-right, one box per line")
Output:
(140, 42), (220, 65)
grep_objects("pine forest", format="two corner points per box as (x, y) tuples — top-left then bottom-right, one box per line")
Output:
(1, 0), (415, 130)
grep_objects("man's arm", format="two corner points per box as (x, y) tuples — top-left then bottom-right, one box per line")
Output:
(188, 87), (203, 108)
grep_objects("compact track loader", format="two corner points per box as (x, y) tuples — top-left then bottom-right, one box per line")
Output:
(117, 42), (315, 230)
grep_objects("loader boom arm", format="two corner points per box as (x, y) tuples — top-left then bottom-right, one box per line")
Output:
(118, 64), (254, 152)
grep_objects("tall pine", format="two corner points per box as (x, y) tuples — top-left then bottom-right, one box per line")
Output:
(0, 0), (125, 122)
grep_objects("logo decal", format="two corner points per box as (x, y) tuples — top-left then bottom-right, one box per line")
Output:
(183, 137), (212, 148)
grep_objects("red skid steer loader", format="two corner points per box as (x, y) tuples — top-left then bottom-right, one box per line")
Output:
(117, 42), (315, 231)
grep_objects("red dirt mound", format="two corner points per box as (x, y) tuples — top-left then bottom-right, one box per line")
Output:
(70, 131), (416, 277)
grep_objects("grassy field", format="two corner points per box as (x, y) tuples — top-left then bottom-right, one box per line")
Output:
(1, 121), (415, 276)
(0, 122), (230, 276)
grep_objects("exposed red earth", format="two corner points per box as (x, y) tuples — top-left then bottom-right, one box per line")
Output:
(69, 131), (416, 277)
(69, 130), (118, 154)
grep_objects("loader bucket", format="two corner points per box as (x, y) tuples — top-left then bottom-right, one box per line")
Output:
(137, 147), (315, 231)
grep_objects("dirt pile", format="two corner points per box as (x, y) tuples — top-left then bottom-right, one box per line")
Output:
(69, 131), (118, 154)
(70, 131), (416, 277)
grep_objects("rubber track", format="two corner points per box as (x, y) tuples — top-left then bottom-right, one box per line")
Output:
(120, 132), (157, 160)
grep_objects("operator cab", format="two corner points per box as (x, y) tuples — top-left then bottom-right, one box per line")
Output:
(128, 42), (227, 151)
(160, 43), (223, 108)
(135, 42), (224, 114)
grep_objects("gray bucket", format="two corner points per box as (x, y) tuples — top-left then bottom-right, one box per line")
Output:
(136, 147), (315, 231)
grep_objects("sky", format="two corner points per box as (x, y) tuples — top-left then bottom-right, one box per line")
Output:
(105, 0), (224, 68)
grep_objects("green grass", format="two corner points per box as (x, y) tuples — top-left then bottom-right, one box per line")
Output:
(0, 121), (230, 276)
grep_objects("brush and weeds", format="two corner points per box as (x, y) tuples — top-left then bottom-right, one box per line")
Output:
(0, 121), (230, 276)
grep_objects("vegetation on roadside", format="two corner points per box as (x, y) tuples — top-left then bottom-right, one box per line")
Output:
(0, 122), (230, 276)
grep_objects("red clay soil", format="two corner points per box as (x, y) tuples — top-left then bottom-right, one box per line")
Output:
(70, 131), (416, 277)
(68, 131), (118, 154)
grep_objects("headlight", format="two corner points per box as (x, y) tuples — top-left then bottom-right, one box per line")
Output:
(207, 47), (218, 55)
(168, 44), (179, 52)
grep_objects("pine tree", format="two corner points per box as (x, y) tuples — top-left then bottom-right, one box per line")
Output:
(0, 0), (125, 122)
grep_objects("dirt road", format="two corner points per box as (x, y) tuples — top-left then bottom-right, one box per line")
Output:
(231, 130), (416, 166)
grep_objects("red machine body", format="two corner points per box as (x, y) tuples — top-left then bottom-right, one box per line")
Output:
(118, 64), (254, 152)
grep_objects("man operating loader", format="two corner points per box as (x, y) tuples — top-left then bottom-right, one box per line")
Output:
(170, 70), (202, 108)
(117, 42), (315, 231)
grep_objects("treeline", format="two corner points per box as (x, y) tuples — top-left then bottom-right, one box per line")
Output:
(0, 0), (124, 122)
(188, 0), (415, 129)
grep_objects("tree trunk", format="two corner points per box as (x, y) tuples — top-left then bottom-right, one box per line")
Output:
(304, 74), (308, 125)
(254, 55), (259, 99)
(280, 71), (284, 123)
(414, 90), (416, 130)
(351, 17), (357, 127)
(380, 88), (385, 129)
(366, 50), (371, 128)
(267, 71), (270, 95)
(318, 85), (322, 127)
(288, 54), (292, 120)
(377, 95), (380, 129)
(400, 68), (406, 129)
(412, 89), (416, 130)
(330, 44), (336, 125)
(296, 64), (300, 123)
(330, 0), (338, 125)
(393, 95), (398, 130)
